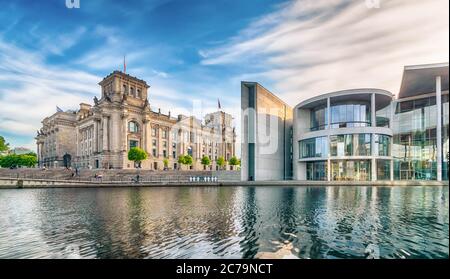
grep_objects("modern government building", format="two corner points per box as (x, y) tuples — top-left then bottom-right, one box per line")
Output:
(241, 62), (449, 182)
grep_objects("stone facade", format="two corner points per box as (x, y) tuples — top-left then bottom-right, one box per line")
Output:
(36, 71), (236, 170)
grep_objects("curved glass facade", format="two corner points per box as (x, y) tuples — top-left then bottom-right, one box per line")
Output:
(330, 102), (371, 128)
(331, 160), (371, 181)
(330, 134), (371, 157)
(310, 106), (328, 131)
(377, 159), (391, 180)
(376, 104), (391, 128)
(299, 137), (328, 158)
(306, 161), (327, 181)
(300, 133), (392, 181)
(295, 83), (447, 182)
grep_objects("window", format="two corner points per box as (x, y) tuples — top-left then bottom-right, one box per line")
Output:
(299, 137), (328, 158)
(162, 130), (167, 139)
(137, 89), (141, 98)
(330, 102), (371, 128)
(377, 159), (391, 180)
(393, 96), (439, 180)
(187, 146), (193, 157)
(375, 134), (390, 156)
(172, 143), (177, 158)
(130, 87), (135, 96)
(310, 106), (328, 131)
(129, 140), (138, 149)
(306, 161), (327, 181)
(330, 134), (371, 156)
(331, 160), (371, 181)
(152, 128), (157, 137)
(152, 139), (157, 157)
(128, 121), (139, 133)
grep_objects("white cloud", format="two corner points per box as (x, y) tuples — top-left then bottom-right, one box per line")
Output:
(0, 38), (100, 143)
(200, 0), (449, 105)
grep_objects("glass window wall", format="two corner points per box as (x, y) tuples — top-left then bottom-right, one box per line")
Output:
(376, 159), (391, 180)
(374, 134), (391, 156)
(376, 105), (390, 128)
(299, 137), (328, 158)
(393, 96), (438, 180)
(331, 160), (371, 181)
(310, 106), (328, 131)
(330, 102), (371, 128)
(330, 134), (371, 157)
(306, 161), (327, 181)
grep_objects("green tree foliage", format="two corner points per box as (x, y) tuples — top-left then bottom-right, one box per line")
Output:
(201, 156), (211, 166)
(0, 136), (9, 153)
(229, 156), (240, 166)
(216, 156), (226, 170)
(127, 147), (148, 167)
(0, 154), (37, 168)
(163, 158), (169, 168)
(184, 155), (193, 166)
(178, 155), (186, 165)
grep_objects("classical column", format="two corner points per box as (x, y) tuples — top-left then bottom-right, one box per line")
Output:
(122, 114), (128, 151)
(37, 143), (41, 167)
(93, 120), (98, 153)
(142, 120), (147, 152)
(371, 93), (377, 181)
(436, 76), (443, 181)
(102, 116), (109, 151)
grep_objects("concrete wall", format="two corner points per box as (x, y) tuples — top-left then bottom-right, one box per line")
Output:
(241, 82), (293, 181)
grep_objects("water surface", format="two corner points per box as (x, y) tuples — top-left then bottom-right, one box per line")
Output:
(0, 186), (448, 259)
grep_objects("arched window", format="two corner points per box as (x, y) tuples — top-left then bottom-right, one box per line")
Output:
(128, 121), (139, 133)
(137, 89), (141, 98)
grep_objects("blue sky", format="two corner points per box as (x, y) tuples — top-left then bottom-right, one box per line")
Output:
(0, 0), (448, 151)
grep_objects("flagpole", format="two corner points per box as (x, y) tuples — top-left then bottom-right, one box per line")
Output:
(123, 55), (126, 73)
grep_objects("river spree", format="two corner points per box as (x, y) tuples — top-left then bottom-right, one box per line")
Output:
(0, 186), (448, 259)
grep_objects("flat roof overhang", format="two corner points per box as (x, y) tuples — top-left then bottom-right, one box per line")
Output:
(398, 63), (449, 99)
(295, 88), (393, 110)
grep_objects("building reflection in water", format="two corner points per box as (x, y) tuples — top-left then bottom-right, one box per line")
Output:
(0, 186), (447, 259)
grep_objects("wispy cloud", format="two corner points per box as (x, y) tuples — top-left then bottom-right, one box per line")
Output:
(0, 37), (100, 143)
(200, 0), (449, 104)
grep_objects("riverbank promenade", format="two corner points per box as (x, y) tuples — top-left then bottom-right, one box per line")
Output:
(0, 168), (447, 189)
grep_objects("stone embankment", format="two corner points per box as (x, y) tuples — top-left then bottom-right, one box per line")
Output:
(0, 168), (448, 189)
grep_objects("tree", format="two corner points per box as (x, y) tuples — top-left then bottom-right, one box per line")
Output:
(178, 154), (193, 170)
(184, 155), (193, 167)
(127, 147), (147, 168)
(229, 156), (240, 170)
(0, 136), (9, 154)
(177, 155), (185, 169)
(216, 156), (226, 170)
(0, 154), (37, 168)
(163, 158), (169, 170)
(201, 156), (211, 170)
